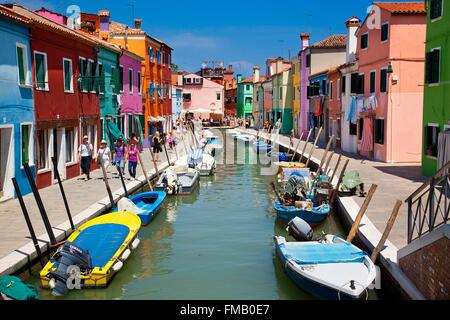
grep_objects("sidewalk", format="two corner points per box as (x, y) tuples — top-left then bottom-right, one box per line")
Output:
(243, 128), (426, 249)
(0, 136), (191, 275)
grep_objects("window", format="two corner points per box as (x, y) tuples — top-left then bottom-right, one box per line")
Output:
(358, 74), (365, 95)
(245, 97), (252, 104)
(351, 73), (359, 94)
(370, 71), (376, 94)
(426, 48), (441, 84)
(63, 59), (73, 92)
(65, 128), (76, 164)
(183, 93), (191, 100)
(430, 0), (443, 20)
(21, 124), (33, 165)
(349, 122), (357, 136)
(118, 65), (124, 93)
(195, 78), (202, 84)
(374, 119), (385, 145)
(358, 118), (364, 140)
(380, 68), (388, 92)
(217, 92), (221, 100)
(34, 51), (48, 90)
(337, 79), (341, 100)
(16, 44), (30, 86)
(37, 129), (49, 170)
(246, 85), (251, 91)
(381, 23), (389, 42)
(137, 71), (142, 95)
(341, 76), (346, 95)
(306, 54), (311, 68)
(361, 33), (369, 49)
(329, 81), (333, 100)
(321, 80), (327, 95)
(279, 87), (283, 99)
(425, 124), (440, 158)
(97, 63), (104, 94)
(128, 68), (133, 93)
(87, 60), (95, 92)
(79, 57), (87, 92)
(149, 47), (154, 61)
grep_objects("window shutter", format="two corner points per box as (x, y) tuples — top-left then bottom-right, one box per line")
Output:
(380, 69), (387, 93)
(358, 74), (365, 94)
(342, 76), (346, 95)
(430, 0), (443, 20)
(351, 73), (358, 94)
(431, 49), (440, 83)
(35, 54), (44, 88)
(21, 125), (30, 164)
(370, 72), (376, 93)
(17, 46), (25, 85)
(64, 60), (71, 91)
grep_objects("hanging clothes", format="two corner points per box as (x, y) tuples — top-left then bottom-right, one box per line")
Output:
(315, 97), (323, 117)
(360, 117), (374, 152)
(347, 96), (355, 123)
(356, 98), (364, 114)
(368, 95), (378, 110)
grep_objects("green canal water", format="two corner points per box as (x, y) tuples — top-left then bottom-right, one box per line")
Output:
(23, 139), (381, 300)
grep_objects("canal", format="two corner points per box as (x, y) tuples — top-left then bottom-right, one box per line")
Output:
(23, 133), (381, 300)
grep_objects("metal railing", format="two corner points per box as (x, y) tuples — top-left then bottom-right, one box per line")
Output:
(406, 160), (450, 243)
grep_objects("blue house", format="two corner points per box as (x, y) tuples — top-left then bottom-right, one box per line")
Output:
(0, 6), (35, 200)
(307, 71), (328, 142)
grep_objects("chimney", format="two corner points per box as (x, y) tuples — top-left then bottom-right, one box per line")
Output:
(124, 26), (129, 50)
(300, 32), (310, 50)
(253, 66), (260, 83)
(345, 16), (360, 63)
(237, 74), (243, 83)
(228, 64), (233, 72)
(134, 19), (142, 30)
(98, 10), (110, 40)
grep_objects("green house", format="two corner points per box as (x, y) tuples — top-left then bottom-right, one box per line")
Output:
(272, 66), (293, 135)
(422, 0), (450, 176)
(236, 75), (254, 120)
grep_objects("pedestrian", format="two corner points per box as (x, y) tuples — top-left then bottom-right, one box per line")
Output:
(127, 142), (139, 181)
(114, 136), (127, 176)
(130, 133), (141, 152)
(95, 139), (112, 176)
(290, 129), (295, 148)
(153, 131), (162, 162)
(78, 135), (93, 181)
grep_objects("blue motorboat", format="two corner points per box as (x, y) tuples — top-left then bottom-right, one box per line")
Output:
(274, 200), (330, 226)
(253, 140), (272, 153)
(274, 235), (377, 300)
(116, 191), (166, 226)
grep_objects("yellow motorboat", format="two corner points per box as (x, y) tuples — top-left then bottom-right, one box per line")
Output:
(40, 211), (141, 296)
(274, 162), (306, 169)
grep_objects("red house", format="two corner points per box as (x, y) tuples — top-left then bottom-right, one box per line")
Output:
(161, 44), (173, 132)
(9, 4), (101, 189)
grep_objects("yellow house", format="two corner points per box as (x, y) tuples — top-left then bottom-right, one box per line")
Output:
(291, 56), (300, 136)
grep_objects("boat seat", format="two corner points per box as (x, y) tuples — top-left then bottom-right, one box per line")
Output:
(279, 242), (366, 265)
(72, 224), (130, 267)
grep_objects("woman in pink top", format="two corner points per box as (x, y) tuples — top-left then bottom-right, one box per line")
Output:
(127, 142), (139, 181)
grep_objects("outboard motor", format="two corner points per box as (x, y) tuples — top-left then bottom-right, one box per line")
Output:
(287, 217), (313, 241)
(48, 242), (91, 296)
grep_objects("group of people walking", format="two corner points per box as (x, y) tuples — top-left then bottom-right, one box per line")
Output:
(77, 134), (143, 181)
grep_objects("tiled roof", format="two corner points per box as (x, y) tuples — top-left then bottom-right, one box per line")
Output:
(241, 76), (267, 83)
(0, 5), (32, 24)
(79, 31), (121, 53)
(311, 34), (347, 49)
(109, 21), (171, 49)
(373, 2), (426, 14)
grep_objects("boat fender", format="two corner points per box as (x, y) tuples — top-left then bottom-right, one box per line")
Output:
(121, 249), (131, 261)
(49, 278), (56, 290)
(112, 261), (123, 272)
(131, 238), (140, 250)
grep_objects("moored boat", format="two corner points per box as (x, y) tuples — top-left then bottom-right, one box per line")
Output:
(40, 211), (141, 296)
(155, 167), (200, 195)
(253, 140), (272, 153)
(0, 276), (39, 300)
(274, 200), (330, 226)
(274, 235), (376, 300)
(116, 191), (167, 226)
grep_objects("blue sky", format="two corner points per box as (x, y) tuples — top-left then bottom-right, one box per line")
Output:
(8, 0), (417, 76)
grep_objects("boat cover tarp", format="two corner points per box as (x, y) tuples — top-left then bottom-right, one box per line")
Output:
(188, 149), (204, 167)
(279, 242), (366, 265)
(72, 224), (130, 267)
(0, 276), (39, 300)
(282, 168), (310, 179)
(107, 121), (126, 141)
(341, 170), (363, 190)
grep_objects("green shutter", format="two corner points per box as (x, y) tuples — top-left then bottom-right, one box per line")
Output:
(370, 72), (376, 93)
(17, 46), (25, 85)
(431, 49), (440, 84)
(21, 125), (30, 165)
(380, 69), (387, 93)
(35, 53), (45, 89)
(119, 66), (124, 92)
(64, 60), (71, 91)
(430, 0), (442, 20)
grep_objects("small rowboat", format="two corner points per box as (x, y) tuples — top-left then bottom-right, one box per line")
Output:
(116, 192), (167, 226)
(274, 200), (330, 226)
(155, 167), (200, 195)
(0, 276), (39, 300)
(274, 235), (377, 300)
(40, 211), (141, 296)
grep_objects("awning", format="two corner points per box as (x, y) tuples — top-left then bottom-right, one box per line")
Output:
(107, 121), (125, 141)
(148, 116), (166, 123)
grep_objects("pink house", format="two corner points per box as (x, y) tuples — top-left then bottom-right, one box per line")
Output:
(119, 49), (145, 139)
(355, 2), (426, 162)
(181, 73), (224, 120)
(299, 33), (310, 137)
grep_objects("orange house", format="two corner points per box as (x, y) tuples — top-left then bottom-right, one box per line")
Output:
(81, 12), (173, 136)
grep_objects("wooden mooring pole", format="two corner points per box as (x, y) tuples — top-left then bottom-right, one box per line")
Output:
(305, 127), (323, 168)
(299, 129), (313, 163)
(324, 151), (335, 175)
(329, 153), (342, 183)
(329, 159), (350, 204)
(51, 157), (74, 231)
(99, 158), (114, 208)
(137, 151), (153, 191)
(291, 132), (304, 162)
(346, 184), (378, 243)
(371, 200), (402, 262)
(318, 135), (335, 172)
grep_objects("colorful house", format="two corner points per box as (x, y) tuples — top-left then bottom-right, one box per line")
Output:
(299, 33), (310, 138)
(291, 55), (301, 137)
(272, 59), (293, 134)
(340, 17), (361, 155)
(300, 34), (347, 141)
(327, 66), (343, 148)
(355, 2), (426, 162)
(224, 77), (237, 117)
(251, 66), (267, 129)
(236, 75), (254, 120)
(262, 78), (273, 124)
(9, 4), (101, 189)
(0, 6), (34, 200)
(118, 50), (145, 141)
(308, 70), (328, 141)
(422, 0), (450, 175)
(181, 73), (224, 120)
(171, 73), (183, 123)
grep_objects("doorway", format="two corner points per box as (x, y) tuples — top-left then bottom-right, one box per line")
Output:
(52, 128), (65, 182)
(0, 126), (14, 200)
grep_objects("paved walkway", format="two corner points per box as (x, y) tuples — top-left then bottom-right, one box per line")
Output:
(243, 128), (427, 249)
(0, 133), (194, 261)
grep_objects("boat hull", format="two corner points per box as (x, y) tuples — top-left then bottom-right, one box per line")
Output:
(128, 192), (166, 225)
(274, 201), (330, 226)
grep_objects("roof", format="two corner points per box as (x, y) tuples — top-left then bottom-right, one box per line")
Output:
(0, 4), (32, 25)
(77, 30), (121, 53)
(311, 34), (347, 49)
(241, 76), (267, 83)
(309, 68), (330, 79)
(109, 21), (172, 50)
(373, 2), (426, 14)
